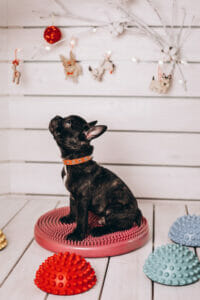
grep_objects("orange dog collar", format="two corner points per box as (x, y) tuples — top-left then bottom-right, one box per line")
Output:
(63, 155), (92, 166)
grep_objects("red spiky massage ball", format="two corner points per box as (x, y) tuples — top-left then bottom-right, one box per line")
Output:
(34, 252), (97, 295)
(43, 26), (62, 44)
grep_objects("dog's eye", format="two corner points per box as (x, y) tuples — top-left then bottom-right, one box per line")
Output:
(63, 120), (71, 128)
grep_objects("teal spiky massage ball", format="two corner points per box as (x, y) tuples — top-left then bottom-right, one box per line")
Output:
(143, 244), (200, 286)
(169, 215), (200, 247)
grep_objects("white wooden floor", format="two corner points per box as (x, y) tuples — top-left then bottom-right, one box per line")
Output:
(0, 195), (200, 300)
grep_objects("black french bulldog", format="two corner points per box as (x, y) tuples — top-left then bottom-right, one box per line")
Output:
(49, 115), (142, 241)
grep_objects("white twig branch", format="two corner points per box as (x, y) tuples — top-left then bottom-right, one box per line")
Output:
(176, 7), (186, 49)
(53, 0), (104, 24)
(146, 0), (171, 44)
(117, 5), (166, 48)
(179, 15), (196, 49)
(177, 63), (187, 91)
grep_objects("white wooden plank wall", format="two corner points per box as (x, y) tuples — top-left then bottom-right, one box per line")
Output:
(0, 5), (9, 194)
(1, 0), (200, 200)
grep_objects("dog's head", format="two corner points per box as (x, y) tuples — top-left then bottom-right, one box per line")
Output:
(49, 115), (107, 158)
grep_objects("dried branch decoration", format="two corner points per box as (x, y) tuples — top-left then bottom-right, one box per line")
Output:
(145, 0), (194, 92)
(111, 0), (195, 93)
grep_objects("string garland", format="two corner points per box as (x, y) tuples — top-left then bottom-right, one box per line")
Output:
(12, 0), (196, 91)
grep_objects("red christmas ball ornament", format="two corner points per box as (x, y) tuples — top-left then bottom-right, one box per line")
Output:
(34, 252), (97, 295)
(43, 26), (62, 44)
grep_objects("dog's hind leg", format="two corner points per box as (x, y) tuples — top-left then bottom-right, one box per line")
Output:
(91, 205), (142, 237)
(134, 208), (142, 226)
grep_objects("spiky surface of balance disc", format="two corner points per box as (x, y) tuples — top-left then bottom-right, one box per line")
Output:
(169, 215), (200, 247)
(143, 244), (200, 286)
(34, 207), (149, 257)
(34, 252), (97, 295)
(0, 229), (7, 250)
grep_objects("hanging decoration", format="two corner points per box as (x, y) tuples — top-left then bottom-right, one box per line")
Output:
(60, 38), (82, 83)
(108, 22), (127, 37)
(88, 52), (115, 81)
(0, 229), (7, 250)
(12, 49), (21, 85)
(34, 0), (130, 38)
(43, 25), (62, 44)
(28, 0), (195, 92)
(109, 0), (195, 93)
(150, 66), (172, 94)
(30, 12), (66, 58)
(102, 8), (129, 37)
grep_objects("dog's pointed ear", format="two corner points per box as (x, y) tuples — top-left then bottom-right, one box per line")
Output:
(88, 120), (98, 127)
(85, 125), (107, 141)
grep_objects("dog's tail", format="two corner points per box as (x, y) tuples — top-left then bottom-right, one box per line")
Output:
(134, 208), (143, 227)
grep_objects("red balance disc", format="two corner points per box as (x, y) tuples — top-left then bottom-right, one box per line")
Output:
(34, 207), (149, 257)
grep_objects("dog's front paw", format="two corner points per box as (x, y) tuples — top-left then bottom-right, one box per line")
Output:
(66, 230), (85, 241)
(59, 215), (75, 224)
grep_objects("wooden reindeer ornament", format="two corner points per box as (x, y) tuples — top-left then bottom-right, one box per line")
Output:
(88, 53), (115, 81)
(150, 66), (172, 94)
(60, 50), (82, 83)
(12, 49), (21, 85)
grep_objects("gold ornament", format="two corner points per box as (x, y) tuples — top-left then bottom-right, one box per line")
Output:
(0, 229), (7, 250)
